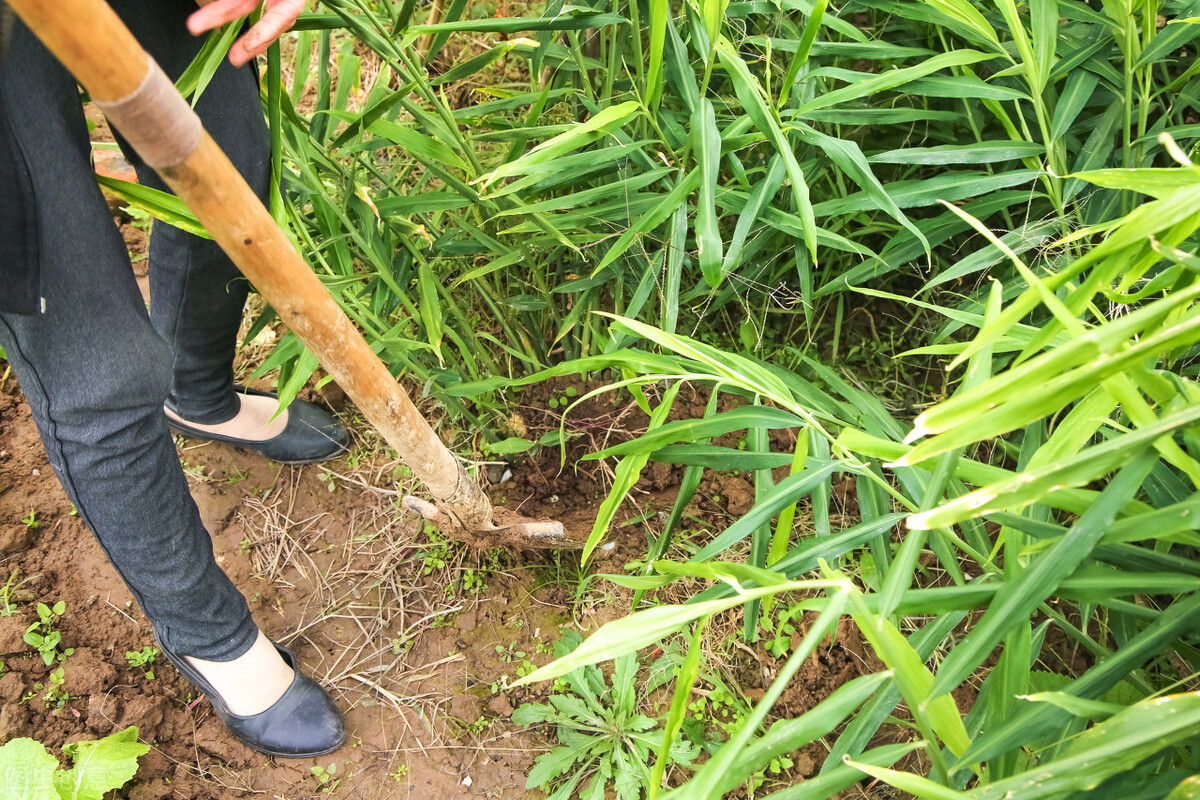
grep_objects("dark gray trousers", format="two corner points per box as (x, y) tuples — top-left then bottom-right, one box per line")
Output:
(0, 1), (268, 660)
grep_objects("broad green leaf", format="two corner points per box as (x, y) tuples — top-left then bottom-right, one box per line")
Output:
(834, 569), (973, 760)
(717, 38), (817, 262)
(691, 462), (843, 561)
(593, 170), (701, 274)
(54, 727), (150, 800)
(648, 617), (707, 799)
(844, 757), (969, 799)
(971, 693), (1200, 798)
(1050, 68), (1100, 141)
(0, 738), (59, 800)
(777, 0), (828, 107)
(795, 124), (927, 248)
(587, 406), (802, 460)
(1018, 691), (1124, 721)
(1165, 776), (1200, 800)
(481, 102), (641, 188)
(512, 578), (838, 685)
(693, 99), (725, 286)
(869, 141), (1043, 165)
(915, 0), (1003, 49)
(795, 51), (992, 114)
(1070, 167), (1200, 198)
(368, 120), (468, 171)
(907, 406), (1200, 530)
(485, 437), (536, 454)
(952, 593), (1200, 769)
(649, 444), (794, 470)
(94, 176), (209, 238)
(582, 384), (680, 562)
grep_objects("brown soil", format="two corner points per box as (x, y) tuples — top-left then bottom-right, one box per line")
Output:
(0, 362), (576, 798)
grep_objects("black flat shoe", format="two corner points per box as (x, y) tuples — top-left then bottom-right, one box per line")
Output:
(158, 639), (346, 758)
(167, 386), (349, 465)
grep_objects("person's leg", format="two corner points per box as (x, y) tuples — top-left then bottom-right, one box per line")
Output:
(109, 0), (266, 426)
(0, 20), (259, 665)
(0, 11), (344, 752)
(107, 1), (348, 457)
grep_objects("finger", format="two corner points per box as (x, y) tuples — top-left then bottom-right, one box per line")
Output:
(227, 0), (305, 65)
(187, 0), (260, 35)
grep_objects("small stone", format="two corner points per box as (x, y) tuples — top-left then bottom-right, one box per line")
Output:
(0, 613), (30, 653)
(0, 525), (36, 555)
(450, 693), (483, 723)
(30, 469), (39, 477)
(61, 648), (118, 696)
(0, 672), (24, 703)
(86, 693), (122, 732)
(128, 780), (173, 800)
(0, 703), (32, 740)
(487, 693), (514, 718)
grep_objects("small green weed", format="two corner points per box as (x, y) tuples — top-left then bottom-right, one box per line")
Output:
(461, 568), (486, 595)
(685, 683), (749, 741)
(495, 641), (526, 663)
(21, 509), (38, 529)
(39, 667), (70, 711)
(546, 385), (578, 410)
(122, 205), (153, 230)
(224, 465), (249, 485)
(757, 602), (805, 659)
(418, 526), (450, 575)
(311, 762), (341, 793)
(125, 646), (158, 680)
(0, 569), (24, 616)
(24, 601), (73, 665)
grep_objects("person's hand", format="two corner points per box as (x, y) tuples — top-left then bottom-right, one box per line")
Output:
(187, 0), (307, 67)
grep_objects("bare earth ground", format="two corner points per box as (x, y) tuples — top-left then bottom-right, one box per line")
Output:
(0, 362), (591, 798)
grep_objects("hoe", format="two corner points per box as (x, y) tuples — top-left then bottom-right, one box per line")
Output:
(7, 0), (573, 550)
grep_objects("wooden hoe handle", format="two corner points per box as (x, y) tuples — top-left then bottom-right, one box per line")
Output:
(7, 0), (500, 535)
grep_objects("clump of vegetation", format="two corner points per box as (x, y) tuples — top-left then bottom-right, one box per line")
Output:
(125, 646), (158, 680)
(0, 726), (149, 799)
(24, 601), (72, 666)
(100, 0), (1200, 794)
(514, 630), (699, 800)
